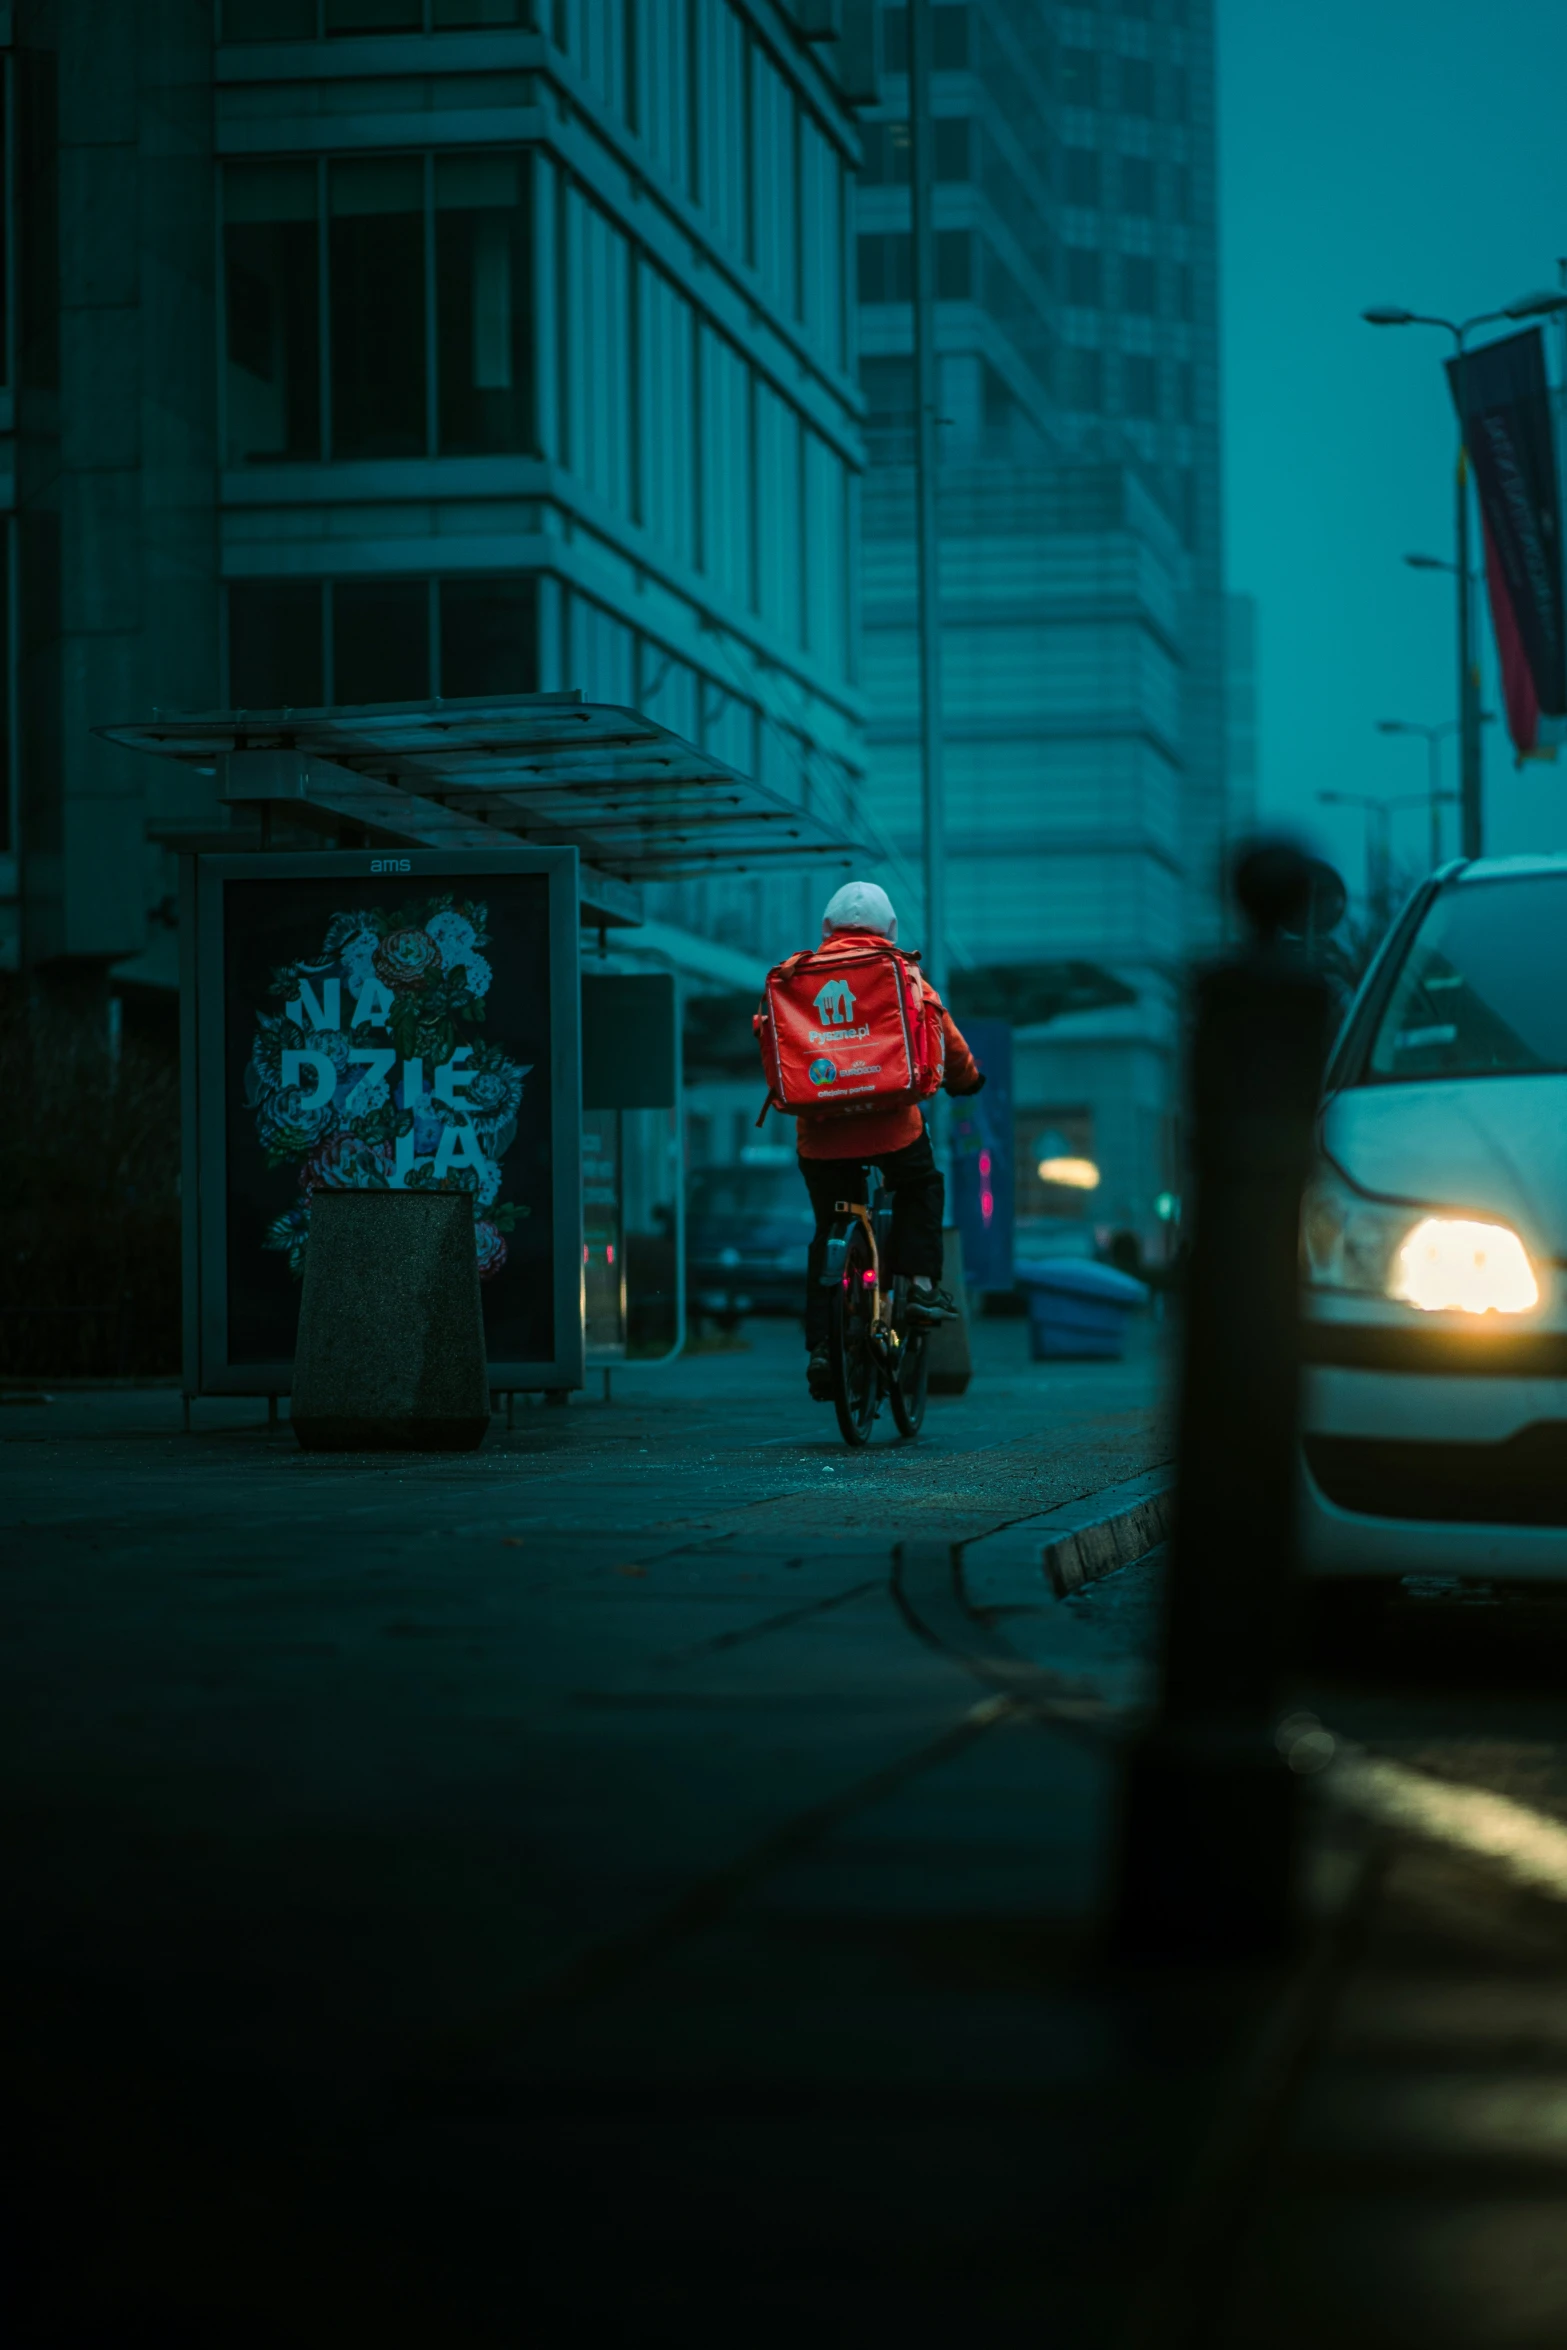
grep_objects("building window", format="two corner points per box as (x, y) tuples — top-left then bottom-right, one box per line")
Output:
(435, 154), (534, 454)
(329, 158), (427, 460)
(0, 523), (11, 857)
(1018, 1109), (1096, 1225)
(223, 153), (536, 466)
(1175, 263), (1193, 321)
(859, 120), (909, 184)
(861, 354), (913, 417)
(221, 0), (315, 32)
(880, 4), (970, 73)
(325, 0), (422, 28)
(429, 1), (531, 20)
(219, 0), (533, 28)
(1061, 48), (1098, 106)
(439, 576), (539, 696)
(1120, 58), (1155, 116)
(0, 53), (11, 391)
(1064, 148), (1100, 206)
(334, 578), (431, 703)
(1123, 354), (1158, 417)
(1119, 156), (1155, 215)
(228, 580), (325, 709)
(1121, 256), (1157, 314)
(1061, 346), (1101, 410)
(934, 119), (971, 180)
(1066, 248), (1102, 306)
(857, 231), (910, 304)
(223, 163), (322, 465)
(227, 573), (540, 708)
(858, 117), (970, 184)
(935, 230), (972, 298)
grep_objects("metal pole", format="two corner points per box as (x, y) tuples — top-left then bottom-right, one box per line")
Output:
(1428, 729), (1442, 871)
(1112, 845), (1332, 1954)
(1454, 329), (1483, 858)
(907, 0), (945, 1001)
(1371, 802), (1392, 929)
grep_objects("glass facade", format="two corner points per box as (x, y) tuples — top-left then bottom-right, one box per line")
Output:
(4, 3), (862, 985)
(329, 159), (427, 460)
(227, 575), (541, 708)
(856, 0), (1229, 1252)
(219, 0), (531, 32)
(223, 154), (536, 465)
(223, 164), (320, 465)
(435, 156), (534, 455)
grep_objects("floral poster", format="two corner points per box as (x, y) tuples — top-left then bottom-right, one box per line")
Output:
(222, 871), (557, 1366)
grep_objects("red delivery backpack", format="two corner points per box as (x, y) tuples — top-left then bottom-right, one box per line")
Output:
(754, 942), (945, 1121)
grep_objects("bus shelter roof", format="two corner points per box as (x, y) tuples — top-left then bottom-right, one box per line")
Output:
(99, 692), (867, 885)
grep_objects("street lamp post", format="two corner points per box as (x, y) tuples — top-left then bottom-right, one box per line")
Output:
(1363, 289), (1567, 860)
(1375, 717), (1462, 868)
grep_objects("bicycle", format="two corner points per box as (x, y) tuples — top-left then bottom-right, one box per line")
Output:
(819, 1185), (933, 1446)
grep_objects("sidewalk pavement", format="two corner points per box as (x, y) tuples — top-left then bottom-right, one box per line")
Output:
(5, 1315), (1554, 2344)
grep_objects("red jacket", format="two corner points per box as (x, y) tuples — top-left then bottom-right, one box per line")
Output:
(764, 930), (984, 1161)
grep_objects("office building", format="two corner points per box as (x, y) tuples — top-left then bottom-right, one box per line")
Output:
(0, 2), (866, 1000)
(850, 0), (1225, 1251)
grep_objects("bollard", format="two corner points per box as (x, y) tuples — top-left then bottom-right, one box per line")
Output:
(1111, 845), (1332, 1955)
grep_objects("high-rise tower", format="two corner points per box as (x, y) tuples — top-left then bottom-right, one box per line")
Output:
(851, 0), (1224, 1253)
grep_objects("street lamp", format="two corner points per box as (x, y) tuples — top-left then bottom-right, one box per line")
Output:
(1318, 787), (1444, 926)
(1363, 289), (1567, 859)
(1373, 719), (1466, 868)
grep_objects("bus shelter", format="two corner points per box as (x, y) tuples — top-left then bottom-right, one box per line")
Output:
(101, 693), (865, 1404)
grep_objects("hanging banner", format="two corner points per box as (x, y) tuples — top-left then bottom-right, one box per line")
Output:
(1446, 327), (1567, 758)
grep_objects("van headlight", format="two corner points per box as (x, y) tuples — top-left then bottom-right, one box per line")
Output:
(1303, 1163), (1539, 1315)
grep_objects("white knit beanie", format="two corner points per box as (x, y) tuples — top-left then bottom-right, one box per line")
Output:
(821, 880), (898, 943)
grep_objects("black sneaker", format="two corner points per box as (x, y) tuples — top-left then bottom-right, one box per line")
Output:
(807, 1346), (834, 1401)
(907, 1284), (957, 1324)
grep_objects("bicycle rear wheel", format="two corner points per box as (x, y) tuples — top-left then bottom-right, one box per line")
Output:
(829, 1217), (882, 1446)
(887, 1279), (930, 1439)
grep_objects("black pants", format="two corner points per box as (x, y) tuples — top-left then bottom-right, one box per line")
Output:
(800, 1130), (944, 1351)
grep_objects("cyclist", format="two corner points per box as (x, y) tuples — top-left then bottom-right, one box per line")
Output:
(770, 880), (984, 1402)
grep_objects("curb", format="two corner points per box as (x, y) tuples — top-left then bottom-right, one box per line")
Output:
(960, 1466), (1174, 1611)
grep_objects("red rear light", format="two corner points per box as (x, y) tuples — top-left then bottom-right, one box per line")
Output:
(861, 1268), (877, 1287)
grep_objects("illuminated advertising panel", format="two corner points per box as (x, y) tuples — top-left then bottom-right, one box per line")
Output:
(182, 849), (582, 1395)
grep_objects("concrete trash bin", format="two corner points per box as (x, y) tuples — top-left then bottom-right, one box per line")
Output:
(1015, 1258), (1148, 1362)
(291, 1190), (490, 1451)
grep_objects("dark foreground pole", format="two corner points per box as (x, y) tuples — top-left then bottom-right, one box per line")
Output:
(1112, 846), (1331, 1954)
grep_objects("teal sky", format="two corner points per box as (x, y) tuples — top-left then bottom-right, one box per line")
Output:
(1219, 0), (1567, 898)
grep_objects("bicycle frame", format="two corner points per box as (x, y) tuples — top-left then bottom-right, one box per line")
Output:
(820, 1197), (893, 1343)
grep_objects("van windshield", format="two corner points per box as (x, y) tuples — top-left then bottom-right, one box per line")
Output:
(1367, 876), (1567, 1082)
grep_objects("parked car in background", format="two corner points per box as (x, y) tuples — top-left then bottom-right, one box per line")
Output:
(1302, 856), (1567, 1587)
(687, 1152), (816, 1329)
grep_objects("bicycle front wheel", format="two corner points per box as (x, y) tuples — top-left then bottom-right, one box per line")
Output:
(829, 1218), (882, 1447)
